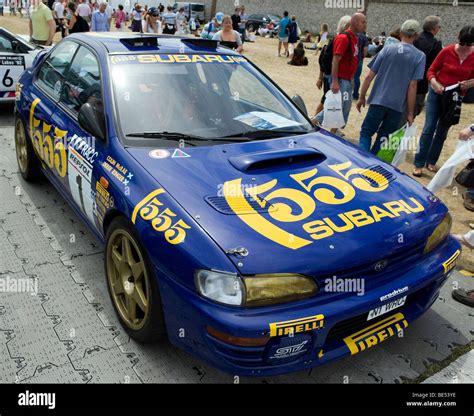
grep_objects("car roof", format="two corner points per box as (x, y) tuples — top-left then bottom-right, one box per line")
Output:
(66, 32), (240, 56)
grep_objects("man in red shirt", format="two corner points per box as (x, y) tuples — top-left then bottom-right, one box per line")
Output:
(331, 12), (366, 95)
(315, 13), (367, 132)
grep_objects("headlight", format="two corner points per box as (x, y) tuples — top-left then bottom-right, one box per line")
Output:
(195, 270), (244, 306)
(243, 274), (318, 307)
(195, 271), (318, 307)
(424, 213), (452, 254)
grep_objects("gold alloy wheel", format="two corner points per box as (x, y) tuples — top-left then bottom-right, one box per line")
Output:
(107, 229), (150, 330)
(15, 119), (28, 173)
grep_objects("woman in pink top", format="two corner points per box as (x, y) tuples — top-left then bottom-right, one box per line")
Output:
(413, 25), (474, 177)
(114, 4), (126, 31)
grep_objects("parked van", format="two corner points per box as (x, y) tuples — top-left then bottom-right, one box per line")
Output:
(173, 2), (205, 23)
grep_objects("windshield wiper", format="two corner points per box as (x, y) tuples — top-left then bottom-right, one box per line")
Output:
(125, 131), (253, 143)
(221, 129), (313, 139)
(125, 131), (207, 144)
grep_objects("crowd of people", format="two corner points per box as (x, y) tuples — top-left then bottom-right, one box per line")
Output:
(10, 3), (474, 302)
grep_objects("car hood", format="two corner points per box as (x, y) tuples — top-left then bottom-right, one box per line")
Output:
(127, 130), (447, 276)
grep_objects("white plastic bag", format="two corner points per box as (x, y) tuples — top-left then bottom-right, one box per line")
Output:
(392, 124), (417, 166)
(427, 139), (474, 193)
(322, 91), (345, 129)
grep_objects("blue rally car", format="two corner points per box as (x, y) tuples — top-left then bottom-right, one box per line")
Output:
(14, 33), (461, 376)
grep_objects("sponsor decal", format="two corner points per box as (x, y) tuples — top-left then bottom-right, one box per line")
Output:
(0, 55), (24, 93)
(343, 312), (408, 355)
(380, 286), (409, 302)
(442, 249), (460, 274)
(29, 98), (68, 177)
(223, 162), (425, 250)
(131, 189), (191, 245)
(270, 340), (309, 360)
(269, 314), (324, 337)
(111, 54), (247, 65)
(102, 155), (133, 186)
(67, 135), (97, 223)
(149, 149), (170, 159)
(94, 180), (114, 225)
(171, 148), (191, 158)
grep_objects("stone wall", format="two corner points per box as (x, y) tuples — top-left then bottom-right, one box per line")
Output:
(201, 0), (474, 45)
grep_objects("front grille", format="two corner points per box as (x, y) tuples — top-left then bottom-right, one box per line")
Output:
(325, 286), (430, 342)
(318, 241), (425, 283)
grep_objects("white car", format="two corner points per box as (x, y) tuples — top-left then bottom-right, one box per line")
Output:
(0, 27), (44, 101)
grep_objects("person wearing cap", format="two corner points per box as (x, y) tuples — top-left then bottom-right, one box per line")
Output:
(356, 20), (426, 154)
(145, 7), (160, 33)
(201, 12), (223, 39)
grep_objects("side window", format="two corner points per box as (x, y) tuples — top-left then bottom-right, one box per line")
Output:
(60, 46), (102, 114)
(0, 34), (12, 52)
(36, 41), (79, 100)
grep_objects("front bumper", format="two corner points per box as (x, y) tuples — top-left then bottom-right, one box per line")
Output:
(156, 236), (461, 376)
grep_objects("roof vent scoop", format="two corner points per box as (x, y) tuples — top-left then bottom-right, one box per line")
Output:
(228, 148), (326, 172)
(120, 36), (158, 48)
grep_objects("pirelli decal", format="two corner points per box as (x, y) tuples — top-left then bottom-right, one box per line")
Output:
(343, 312), (408, 355)
(442, 249), (461, 274)
(269, 314), (324, 337)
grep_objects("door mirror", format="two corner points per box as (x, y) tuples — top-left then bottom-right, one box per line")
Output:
(11, 40), (19, 53)
(292, 94), (308, 116)
(78, 103), (106, 141)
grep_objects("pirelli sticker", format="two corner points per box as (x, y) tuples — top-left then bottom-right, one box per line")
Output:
(269, 314), (324, 337)
(442, 249), (461, 274)
(343, 312), (408, 355)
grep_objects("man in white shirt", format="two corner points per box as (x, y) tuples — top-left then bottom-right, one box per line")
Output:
(105, 1), (113, 27)
(77, 0), (92, 24)
(52, 0), (65, 37)
(176, 7), (186, 34)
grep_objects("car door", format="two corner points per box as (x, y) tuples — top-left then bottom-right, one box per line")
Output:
(0, 30), (33, 99)
(50, 44), (106, 230)
(25, 40), (79, 189)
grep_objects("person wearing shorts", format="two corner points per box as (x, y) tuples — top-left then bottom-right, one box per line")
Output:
(277, 11), (290, 57)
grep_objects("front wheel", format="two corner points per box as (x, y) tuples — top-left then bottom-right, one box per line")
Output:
(105, 216), (167, 343)
(15, 115), (41, 181)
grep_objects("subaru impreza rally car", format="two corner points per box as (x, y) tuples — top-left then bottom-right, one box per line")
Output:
(14, 32), (461, 376)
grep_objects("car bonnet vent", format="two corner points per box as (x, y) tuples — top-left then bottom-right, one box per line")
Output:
(229, 148), (326, 172)
(205, 195), (276, 215)
(358, 165), (396, 188)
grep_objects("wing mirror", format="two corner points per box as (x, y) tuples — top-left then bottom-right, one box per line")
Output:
(292, 94), (308, 116)
(11, 40), (20, 53)
(78, 103), (106, 141)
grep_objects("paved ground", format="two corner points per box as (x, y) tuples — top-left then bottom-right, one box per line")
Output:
(0, 102), (472, 384)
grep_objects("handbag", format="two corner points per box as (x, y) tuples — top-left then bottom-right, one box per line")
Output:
(439, 85), (462, 127)
(455, 160), (474, 188)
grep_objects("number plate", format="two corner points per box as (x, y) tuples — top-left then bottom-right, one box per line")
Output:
(367, 296), (406, 321)
(0, 55), (25, 93)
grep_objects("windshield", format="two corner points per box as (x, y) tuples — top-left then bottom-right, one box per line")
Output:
(110, 53), (313, 146)
(191, 4), (204, 11)
(268, 15), (281, 21)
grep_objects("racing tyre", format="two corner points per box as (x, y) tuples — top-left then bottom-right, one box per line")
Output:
(15, 115), (42, 181)
(105, 216), (167, 343)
